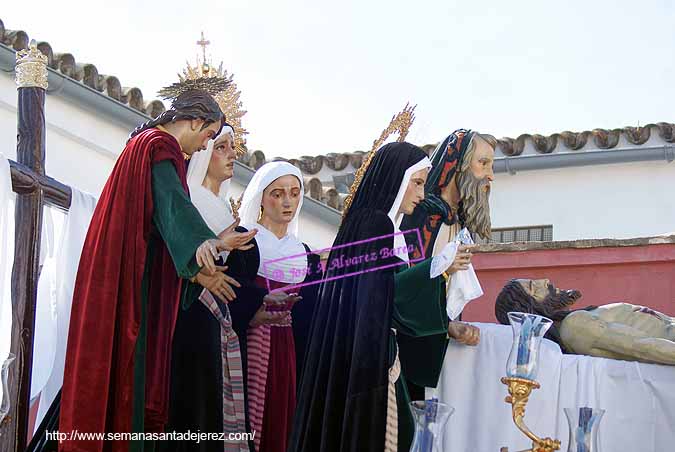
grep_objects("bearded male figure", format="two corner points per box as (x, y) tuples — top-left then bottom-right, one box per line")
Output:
(401, 129), (496, 322)
(402, 129), (495, 257)
(495, 279), (675, 366)
(399, 129), (496, 400)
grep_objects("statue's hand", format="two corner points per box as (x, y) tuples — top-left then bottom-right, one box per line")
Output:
(445, 244), (476, 275)
(448, 321), (480, 346)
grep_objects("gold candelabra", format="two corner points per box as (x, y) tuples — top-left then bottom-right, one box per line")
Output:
(500, 377), (560, 452)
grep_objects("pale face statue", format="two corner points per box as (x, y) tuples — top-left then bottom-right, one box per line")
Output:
(399, 168), (428, 215)
(183, 119), (221, 155)
(515, 278), (578, 303)
(260, 175), (302, 225)
(207, 133), (237, 182)
(456, 136), (496, 239)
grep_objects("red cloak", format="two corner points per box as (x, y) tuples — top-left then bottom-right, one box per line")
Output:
(59, 128), (190, 451)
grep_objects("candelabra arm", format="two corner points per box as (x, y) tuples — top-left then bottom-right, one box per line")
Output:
(501, 377), (561, 452)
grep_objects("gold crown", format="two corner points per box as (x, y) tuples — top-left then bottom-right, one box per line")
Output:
(16, 40), (49, 89)
(158, 33), (248, 156)
(161, 32), (249, 157)
(157, 76), (231, 100)
(342, 103), (416, 218)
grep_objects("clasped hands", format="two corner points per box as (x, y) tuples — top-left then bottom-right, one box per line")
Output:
(196, 218), (257, 275)
(193, 219), (257, 302)
(250, 292), (303, 328)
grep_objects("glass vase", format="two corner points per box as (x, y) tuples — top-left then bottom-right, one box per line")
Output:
(505, 312), (553, 380)
(564, 407), (604, 452)
(409, 399), (453, 452)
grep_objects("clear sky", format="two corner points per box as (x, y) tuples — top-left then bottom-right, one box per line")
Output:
(2, 1), (673, 159)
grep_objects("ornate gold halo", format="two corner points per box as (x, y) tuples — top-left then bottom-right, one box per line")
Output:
(342, 103), (416, 218)
(162, 32), (249, 157)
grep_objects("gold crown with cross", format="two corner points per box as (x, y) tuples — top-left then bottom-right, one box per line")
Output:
(159, 32), (249, 156)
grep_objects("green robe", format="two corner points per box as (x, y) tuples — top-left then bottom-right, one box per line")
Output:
(130, 160), (216, 451)
(390, 257), (449, 451)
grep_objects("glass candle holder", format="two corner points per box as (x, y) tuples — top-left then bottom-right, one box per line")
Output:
(409, 399), (454, 452)
(564, 407), (604, 452)
(505, 312), (553, 380)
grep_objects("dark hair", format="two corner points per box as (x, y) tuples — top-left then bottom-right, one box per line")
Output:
(495, 279), (574, 350)
(129, 89), (225, 141)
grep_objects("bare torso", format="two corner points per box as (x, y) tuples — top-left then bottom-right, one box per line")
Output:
(559, 303), (675, 365)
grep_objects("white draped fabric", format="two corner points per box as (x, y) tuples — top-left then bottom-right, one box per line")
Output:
(434, 323), (675, 452)
(32, 188), (97, 430)
(0, 155), (15, 411)
(31, 208), (58, 401)
(186, 139), (235, 234)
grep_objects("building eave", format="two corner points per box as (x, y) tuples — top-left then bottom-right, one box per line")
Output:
(0, 42), (151, 129)
(494, 144), (675, 175)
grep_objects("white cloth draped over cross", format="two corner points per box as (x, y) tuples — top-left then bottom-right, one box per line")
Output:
(0, 154), (15, 411)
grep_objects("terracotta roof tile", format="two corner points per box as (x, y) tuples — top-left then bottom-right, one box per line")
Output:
(238, 123), (674, 176)
(0, 17), (166, 117)
(3, 17), (672, 215)
(237, 123), (674, 211)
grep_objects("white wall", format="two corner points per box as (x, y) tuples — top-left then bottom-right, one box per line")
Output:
(490, 160), (675, 240)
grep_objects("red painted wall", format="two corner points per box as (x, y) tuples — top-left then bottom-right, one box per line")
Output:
(463, 243), (675, 323)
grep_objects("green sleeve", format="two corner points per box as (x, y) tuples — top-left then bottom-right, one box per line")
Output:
(392, 258), (447, 336)
(151, 160), (216, 279)
(393, 258), (450, 387)
(180, 280), (205, 310)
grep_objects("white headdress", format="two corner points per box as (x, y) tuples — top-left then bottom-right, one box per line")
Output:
(186, 127), (236, 234)
(387, 157), (432, 262)
(239, 162), (307, 283)
(239, 162), (304, 238)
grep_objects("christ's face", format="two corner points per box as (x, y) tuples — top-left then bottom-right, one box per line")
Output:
(207, 133), (236, 182)
(516, 278), (555, 302)
(261, 175), (302, 226)
(516, 278), (582, 308)
(399, 168), (428, 215)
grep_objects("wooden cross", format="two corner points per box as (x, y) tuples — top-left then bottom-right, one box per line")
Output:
(0, 41), (72, 452)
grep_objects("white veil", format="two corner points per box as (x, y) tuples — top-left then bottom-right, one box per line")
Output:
(186, 126), (235, 234)
(387, 156), (431, 262)
(239, 162), (304, 238)
(239, 162), (307, 284)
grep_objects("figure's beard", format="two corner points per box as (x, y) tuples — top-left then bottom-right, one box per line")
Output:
(457, 171), (492, 240)
(538, 284), (582, 320)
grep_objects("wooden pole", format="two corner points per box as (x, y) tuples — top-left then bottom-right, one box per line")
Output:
(0, 41), (48, 452)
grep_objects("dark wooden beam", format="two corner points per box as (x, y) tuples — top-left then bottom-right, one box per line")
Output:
(1, 86), (46, 452)
(9, 159), (72, 211)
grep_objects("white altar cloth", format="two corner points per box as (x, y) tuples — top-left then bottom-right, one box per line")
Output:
(433, 322), (675, 452)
